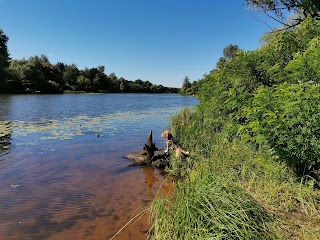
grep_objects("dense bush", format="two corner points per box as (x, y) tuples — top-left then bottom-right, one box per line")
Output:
(151, 16), (320, 240)
(194, 17), (320, 173)
(241, 82), (320, 172)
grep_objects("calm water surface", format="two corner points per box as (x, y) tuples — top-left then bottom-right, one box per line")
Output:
(0, 94), (198, 240)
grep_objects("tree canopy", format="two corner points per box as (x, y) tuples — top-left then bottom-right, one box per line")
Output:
(246, 0), (320, 28)
(180, 76), (200, 96)
(223, 44), (239, 60)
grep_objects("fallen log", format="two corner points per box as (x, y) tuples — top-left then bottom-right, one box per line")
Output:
(125, 130), (169, 167)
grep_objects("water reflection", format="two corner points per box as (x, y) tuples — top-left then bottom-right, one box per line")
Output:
(142, 167), (159, 197)
(0, 94), (12, 120)
(0, 121), (12, 146)
(0, 122), (12, 168)
(0, 95), (13, 163)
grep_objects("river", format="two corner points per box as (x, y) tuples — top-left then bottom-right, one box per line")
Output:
(0, 93), (198, 240)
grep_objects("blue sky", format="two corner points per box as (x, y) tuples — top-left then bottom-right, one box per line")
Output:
(1, 0), (280, 88)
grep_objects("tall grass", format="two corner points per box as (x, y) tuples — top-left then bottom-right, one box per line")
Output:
(150, 166), (275, 239)
(149, 107), (320, 239)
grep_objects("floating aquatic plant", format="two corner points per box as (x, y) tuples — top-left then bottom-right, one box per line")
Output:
(2, 110), (174, 146)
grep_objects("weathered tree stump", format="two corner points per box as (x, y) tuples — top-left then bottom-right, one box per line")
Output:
(125, 130), (170, 167)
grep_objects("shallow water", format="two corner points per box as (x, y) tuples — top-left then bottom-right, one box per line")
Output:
(0, 93), (198, 240)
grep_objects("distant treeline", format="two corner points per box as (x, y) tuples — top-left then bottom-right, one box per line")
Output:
(0, 32), (178, 94)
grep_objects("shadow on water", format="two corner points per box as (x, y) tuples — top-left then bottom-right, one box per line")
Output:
(17, 203), (108, 239)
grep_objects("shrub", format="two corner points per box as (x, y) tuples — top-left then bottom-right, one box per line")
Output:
(241, 82), (320, 172)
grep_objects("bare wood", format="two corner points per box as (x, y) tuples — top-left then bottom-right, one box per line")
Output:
(125, 130), (164, 166)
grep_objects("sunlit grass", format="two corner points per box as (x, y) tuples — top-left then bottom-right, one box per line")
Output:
(150, 165), (276, 239)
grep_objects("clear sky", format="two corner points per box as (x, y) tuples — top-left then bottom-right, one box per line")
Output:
(1, 0), (279, 88)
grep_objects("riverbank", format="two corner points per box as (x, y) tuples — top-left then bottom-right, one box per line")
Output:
(149, 108), (320, 239)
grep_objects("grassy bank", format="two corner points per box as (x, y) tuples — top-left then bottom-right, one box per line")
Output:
(149, 108), (320, 239)
(149, 17), (320, 239)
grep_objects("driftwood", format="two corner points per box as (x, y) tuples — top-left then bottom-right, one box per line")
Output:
(125, 130), (170, 167)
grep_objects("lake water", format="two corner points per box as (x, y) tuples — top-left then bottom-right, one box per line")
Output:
(0, 94), (198, 240)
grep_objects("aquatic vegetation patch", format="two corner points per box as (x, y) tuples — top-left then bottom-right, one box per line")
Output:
(4, 110), (174, 146)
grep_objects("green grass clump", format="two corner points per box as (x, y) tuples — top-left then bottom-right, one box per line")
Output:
(150, 166), (275, 239)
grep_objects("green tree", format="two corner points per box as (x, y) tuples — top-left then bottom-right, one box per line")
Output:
(0, 29), (180, 94)
(184, 81), (199, 95)
(216, 57), (228, 69)
(54, 62), (66, 90)
(246, 0), (320, 28)
(180, 76), (191, 95)
(108, 72), (118, 82)
(63, 64), (80, 89)
(223, 44), (239, 60)
(76, 75), (91, 91)
(7, 59), (30, 92)
(0, 29), (10, 92)
(215, 45), (239, 70)
(23, 55), (60, 93)
(39, 54), (60, 92)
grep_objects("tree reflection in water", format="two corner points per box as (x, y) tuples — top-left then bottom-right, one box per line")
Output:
(142, 166), (159, 197)
(0, 94), (12, 163)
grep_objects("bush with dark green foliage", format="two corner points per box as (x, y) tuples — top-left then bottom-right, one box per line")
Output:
(195, 17), (320, 173)
(241, 82), (320, 172)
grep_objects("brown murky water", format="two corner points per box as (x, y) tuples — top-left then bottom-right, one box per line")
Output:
(0, 139), (173, 240)
(0, 94), (197, 240)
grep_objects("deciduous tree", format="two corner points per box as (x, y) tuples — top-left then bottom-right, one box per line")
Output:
(180, 76), (191, 95)
(246, 0), (320, 28)
(0, 29), (10, 91)
(223, 44), (239, 60)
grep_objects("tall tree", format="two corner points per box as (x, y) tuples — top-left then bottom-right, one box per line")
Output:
(7, 59), (30, 92)
(0, 29), (10, 91)
(63, 64), (80, 89)
(54, 62), (66, 90)
(180, 76), (192, 95)
(215, 45), (239, 70)
(223, 44), (239, 60)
